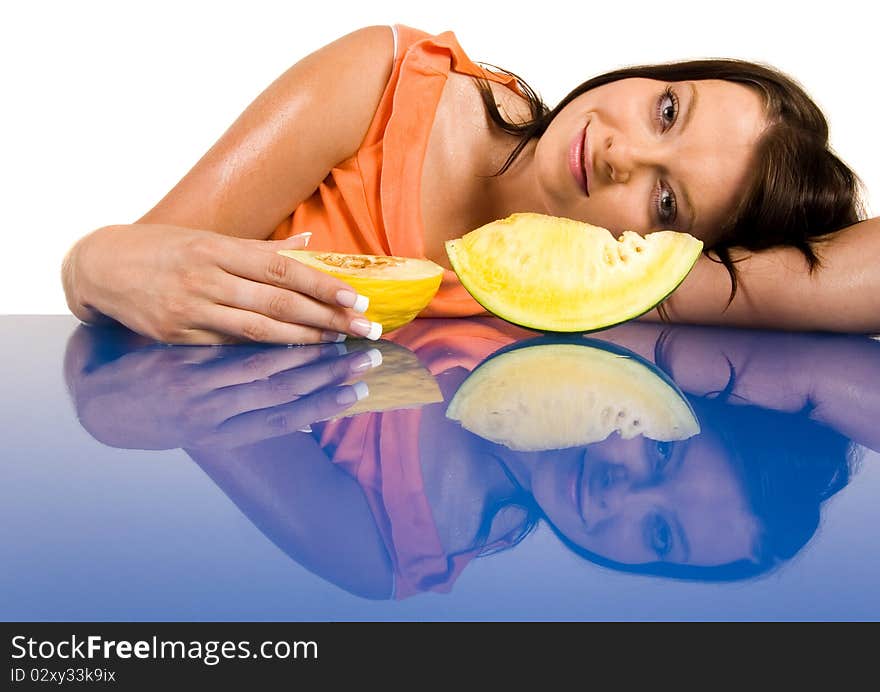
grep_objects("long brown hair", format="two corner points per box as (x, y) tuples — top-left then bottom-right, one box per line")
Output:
(470, 59), (868, 311)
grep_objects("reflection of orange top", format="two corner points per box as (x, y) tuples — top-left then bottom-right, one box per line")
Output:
(316, 318), (533, 599)
(270, 25), (525, 318)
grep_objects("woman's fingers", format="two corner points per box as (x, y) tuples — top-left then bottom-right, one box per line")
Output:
(218, 241), (369, 315)
(183, 343), (345, 392)
(215, 274), (381, 341)
(188, 347), (381, 424)
(181, 304), (330, 345)
(205, 236), (384, 341)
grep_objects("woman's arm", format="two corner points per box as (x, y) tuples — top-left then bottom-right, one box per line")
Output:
(132, 25), (394, 237)
(187, 438), (394, 601)
(641, 216), (880, 333)
(62, 26), (395, 343)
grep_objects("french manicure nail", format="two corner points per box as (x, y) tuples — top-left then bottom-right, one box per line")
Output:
(291, 232), (312, 247)
(321, 331), (347, 343)
(336, 381), (369, 406)
(349, 348), (383, 373)
(352, 294), (369, 313)
(350, 318), (382, 341)
(337, 289), (369, 313)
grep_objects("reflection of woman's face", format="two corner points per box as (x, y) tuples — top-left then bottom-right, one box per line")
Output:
(526, 431), (759, 566)
(533, 77), (768, 246)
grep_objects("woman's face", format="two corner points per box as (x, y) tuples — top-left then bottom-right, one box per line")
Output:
(525, 431), (759, 566)
(532, 78), (769, 246)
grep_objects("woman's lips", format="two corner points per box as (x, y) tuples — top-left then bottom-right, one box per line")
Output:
(582, 121), (592, 196)
(569, 124), (590, 197)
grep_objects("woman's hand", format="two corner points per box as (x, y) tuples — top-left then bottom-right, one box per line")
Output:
(65, 223), (383, 344)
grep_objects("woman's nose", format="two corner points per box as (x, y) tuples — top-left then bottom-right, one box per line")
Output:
(584, 461), (631, 526)
(601, 134), (655, 185)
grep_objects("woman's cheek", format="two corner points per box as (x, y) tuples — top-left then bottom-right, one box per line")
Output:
(529, 454), (584, 539)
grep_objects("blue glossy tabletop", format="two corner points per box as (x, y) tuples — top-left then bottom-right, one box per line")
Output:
(2, 315), (879, 621)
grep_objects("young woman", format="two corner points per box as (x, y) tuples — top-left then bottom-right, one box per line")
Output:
(61, 24), (877, 344)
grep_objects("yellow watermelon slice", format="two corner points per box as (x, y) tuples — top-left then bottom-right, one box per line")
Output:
(445, 213), (703, 332)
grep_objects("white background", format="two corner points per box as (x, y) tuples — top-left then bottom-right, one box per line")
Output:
(2, 0), (877, 314)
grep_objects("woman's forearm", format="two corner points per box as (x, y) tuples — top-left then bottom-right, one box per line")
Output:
(641, 217), (880, 333)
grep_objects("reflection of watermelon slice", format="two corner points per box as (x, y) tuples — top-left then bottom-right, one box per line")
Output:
(332, 340), (443, 419)
(445, 213), (703, 332)
(445, 337), (699, 452)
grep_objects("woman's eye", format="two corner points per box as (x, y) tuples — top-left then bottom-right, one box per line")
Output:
(651, 440), (674, 477)
(656, 439), (673, 463)
(654, 185), (677, 226)
(656, 87), (679, 131)
(649, 513), (673, 558)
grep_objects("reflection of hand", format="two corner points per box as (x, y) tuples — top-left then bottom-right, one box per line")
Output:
(64, 325), (380, 450)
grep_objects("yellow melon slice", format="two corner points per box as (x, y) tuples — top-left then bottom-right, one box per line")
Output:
(278, 250), (444, 333)
(445, 213), (703, 332)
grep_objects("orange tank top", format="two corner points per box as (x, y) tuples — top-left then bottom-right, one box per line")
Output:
(269, 25), (526, 319)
